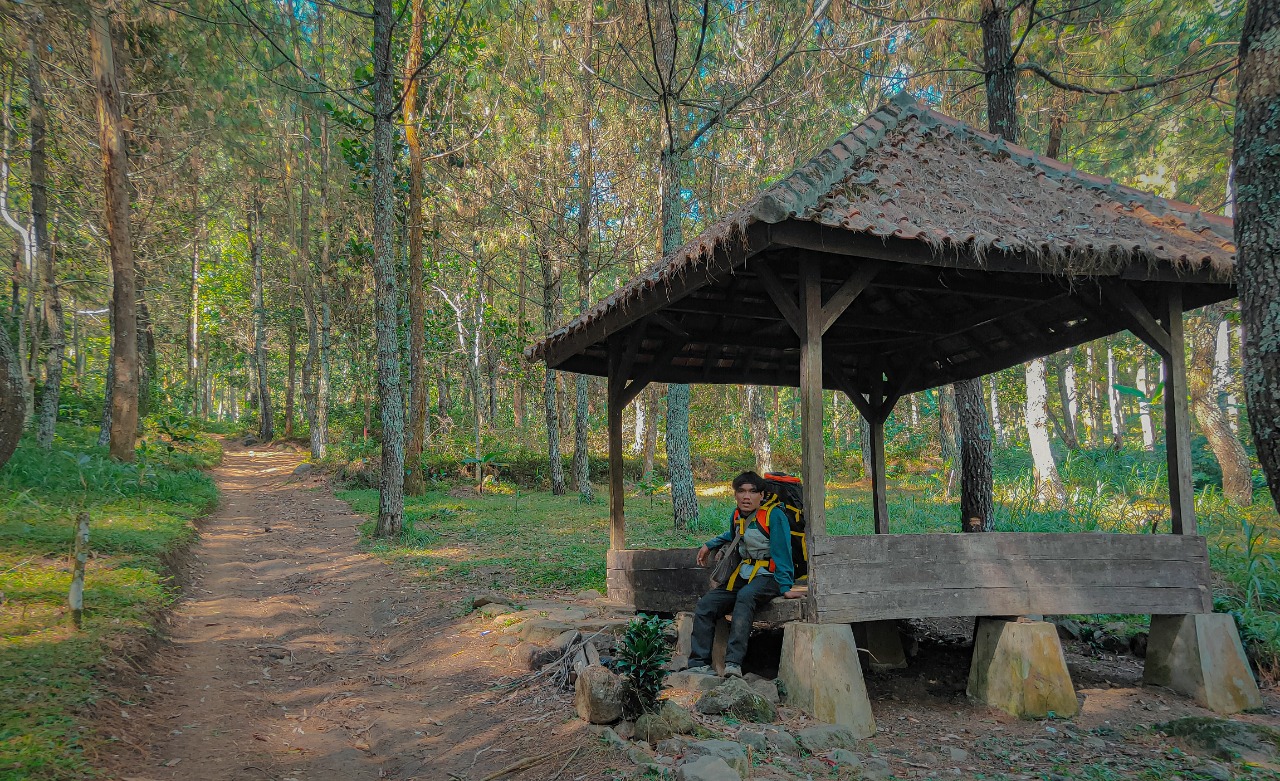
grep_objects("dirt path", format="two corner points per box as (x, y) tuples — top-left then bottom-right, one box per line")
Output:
(107, 443), (602, 781)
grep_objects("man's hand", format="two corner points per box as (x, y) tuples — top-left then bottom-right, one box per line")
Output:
(696, 544), (712, 567)
(782, 589), (804, 599)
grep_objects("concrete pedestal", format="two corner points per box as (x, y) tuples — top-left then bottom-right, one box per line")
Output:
(670, 611), (729, 674)
(853, 620), (908, 672)
(778, 623), (876, 737)
(1144, 613), (1262, 714)
(968, 618), (1078, 718)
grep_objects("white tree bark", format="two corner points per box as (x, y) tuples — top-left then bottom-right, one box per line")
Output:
(1216, 318), (1238, 433)
(1026, 358), (1065, 506)
(1107, 345), (1123, 447)
(1137, 361), (1155, 451)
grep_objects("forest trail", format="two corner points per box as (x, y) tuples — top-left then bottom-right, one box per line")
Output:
(108, 443), (601, 781)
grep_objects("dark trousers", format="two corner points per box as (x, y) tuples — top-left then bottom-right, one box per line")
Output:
(690, 574), (781, 667)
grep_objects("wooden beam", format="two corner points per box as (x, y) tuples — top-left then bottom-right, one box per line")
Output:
(821, 263), (881, 334)
(619, 334), (689, 407)
(1163, 285), (1196, 535)
(1102, 282), (1173, 357)
(607, 343), (627, 551)
(751, 258), (803, 336)
(799, 258), (828, 554)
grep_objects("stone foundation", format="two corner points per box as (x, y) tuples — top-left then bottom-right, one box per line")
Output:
(778, 623), (876, 736)
(967, 618), (1078, 718)
(1144, 613), (1262, 714)
(853, 620), (907, 672)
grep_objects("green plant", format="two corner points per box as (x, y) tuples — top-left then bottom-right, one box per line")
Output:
(615, 614), (672, 719)
(461, 451), (507, 494)
(635, 472), (667, 506)
(1224, 519), (1277, 611)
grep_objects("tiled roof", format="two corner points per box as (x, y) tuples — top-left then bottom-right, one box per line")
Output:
(528, 92), (1234, 363)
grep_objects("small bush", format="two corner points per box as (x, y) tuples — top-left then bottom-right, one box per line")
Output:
(615, 614), (672, 719)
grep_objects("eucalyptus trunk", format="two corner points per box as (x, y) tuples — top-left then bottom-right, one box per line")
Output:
(371, 0), (405, 537)
(90, 5), (137, 462)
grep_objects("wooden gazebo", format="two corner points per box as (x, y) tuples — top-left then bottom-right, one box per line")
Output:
(528, 93), (1257, 723)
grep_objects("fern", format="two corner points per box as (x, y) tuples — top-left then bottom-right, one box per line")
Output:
(615, 614), (672, 719)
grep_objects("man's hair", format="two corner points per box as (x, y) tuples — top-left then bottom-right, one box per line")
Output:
(732, 471), (766, 493)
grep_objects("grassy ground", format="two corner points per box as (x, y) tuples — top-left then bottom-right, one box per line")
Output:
(0, 424), (220, 781)
(342, 446), (1280, 676)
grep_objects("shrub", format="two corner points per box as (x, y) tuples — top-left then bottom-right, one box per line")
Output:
(615, 614), (672, 718)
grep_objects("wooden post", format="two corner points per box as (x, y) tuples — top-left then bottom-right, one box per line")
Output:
(607, 342), (626, 550)
(870, 414), (889, 534)
(799, 258), (827, 543)
(1163, 285), (1196, 535)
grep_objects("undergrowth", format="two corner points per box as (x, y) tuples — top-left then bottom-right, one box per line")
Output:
(0, 424), (220, 780)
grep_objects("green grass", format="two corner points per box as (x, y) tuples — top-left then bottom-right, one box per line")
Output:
(0, 424), (220, 780)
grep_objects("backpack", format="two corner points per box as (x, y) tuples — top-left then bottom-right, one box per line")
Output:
(760, 472), (808, 581)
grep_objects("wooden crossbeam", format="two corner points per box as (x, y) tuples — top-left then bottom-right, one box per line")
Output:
(752, 259), (803, 335)
(822, 263), (881, 334)
(1102, 282), (1172, 357)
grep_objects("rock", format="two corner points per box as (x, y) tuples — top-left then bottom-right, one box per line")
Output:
(511, 642), (539, 669)
(763, 729), (799, 757)
(575, 589), (603, 601)
(737, 731), (768, 754)
(241, 436), (259, 446)
(946, 746), (969, 763)
(676, 755), (740, 781)
(590, 725), (628, 748)
(1158, 717), (1280, 763)
(628, 744), (662, 768)
(636, 702), (706, 744)
(518, 620), (577, 644)
(471, 593), (513, 609)
(292, 462), (313, 476)
(1083, 737), (1107, 751)
(695, 677), (777, 722)
(615, 720), (636, 740)
(827, 748), (862, 768)
(795, 725), (858, 753)
(862, 756), (893, 780)
(476, 602), (517, 618)
(656, 737), (689, 756)
(575, 665), (624, 724)
(666, 671), (723, 692)
(1053, 618), (1083, 641)
(1130, 631), (1149, 658)
(1202, 761), (1233, 781)
(746, 678), (780, 704)
(683, 740), (748, 775)
(1026, 739), (1056, 752)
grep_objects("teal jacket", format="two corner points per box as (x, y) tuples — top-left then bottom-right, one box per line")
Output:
(704, 506), (795, 592)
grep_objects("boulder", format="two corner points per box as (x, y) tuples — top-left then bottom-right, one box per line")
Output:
(636, 701), (705, 743)
(795, 725), (859, 753)
(746, 678), (780, 704)
(589, 725), (627, 748)
(615, 720), (636, 740)
(575, 665), (624, 724)
(656, 737), (690, 756)
(476, 602), (517, 618)
(666, 670), (723, 692)
(292, 462), (313, 477)
(695, 677), (777, 722)
(471, 593), (513, 609)
(763, 729), (799, 757)
(736, 731), (768, 754)
(575, 589), (603, 601)
(511, 642), (539, 670)
(627, 744), (662, 769)
(518, 620), (577, 644)
(946, 746), (969, 763)
(683, 740), (748, 775)
(676, 755), (740, 781)
(827, 748), (862, 769)
(862, 756), (892, 780)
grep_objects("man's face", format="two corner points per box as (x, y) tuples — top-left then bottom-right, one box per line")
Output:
(735, 483), (764, 513)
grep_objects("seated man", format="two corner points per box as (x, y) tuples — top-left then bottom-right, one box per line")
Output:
(686, 471), (803, 678)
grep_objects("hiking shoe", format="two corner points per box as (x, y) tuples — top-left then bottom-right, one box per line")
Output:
(723, 663), (743, 678)
(683, 664), (714, 675)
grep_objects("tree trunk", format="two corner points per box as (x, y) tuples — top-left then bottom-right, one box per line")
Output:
(0, 325), (24, 467)
(187, 164), (201, 416)
(515, 257), (526, 433)
(371, 0), (405, 536)
(90, 6), (137, 462)
(1137, 361), (1155, 451)
(659, 148), (698, 527)
(642, 385), (658, 476)
(1026, 358), (1066, 506)
(957, 378), (993, 530)
(572, 4), (596, 503)
(1236, 0), (1280, 510)
(29, 18), (62, 449)
(539, 246), (566, 495)
(632, 391), (646, 454)
(859, 414), (872, 480)
(1191, 310), (1253, 505)
(403, 0), (429, 495)
(311, 12), (332, 460)
(284, 307), (297, 438)
(1215, 318), (1237, 433)
(1055, 352), (1080, 449)
(248, 190), (273, 441)
(1085, 345), (1102, 447)
(987, 375), (1003, 446)
(747, 385), (772, 473)
(1107, 343), (1123, 448)
(938, 385), (960, 496)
